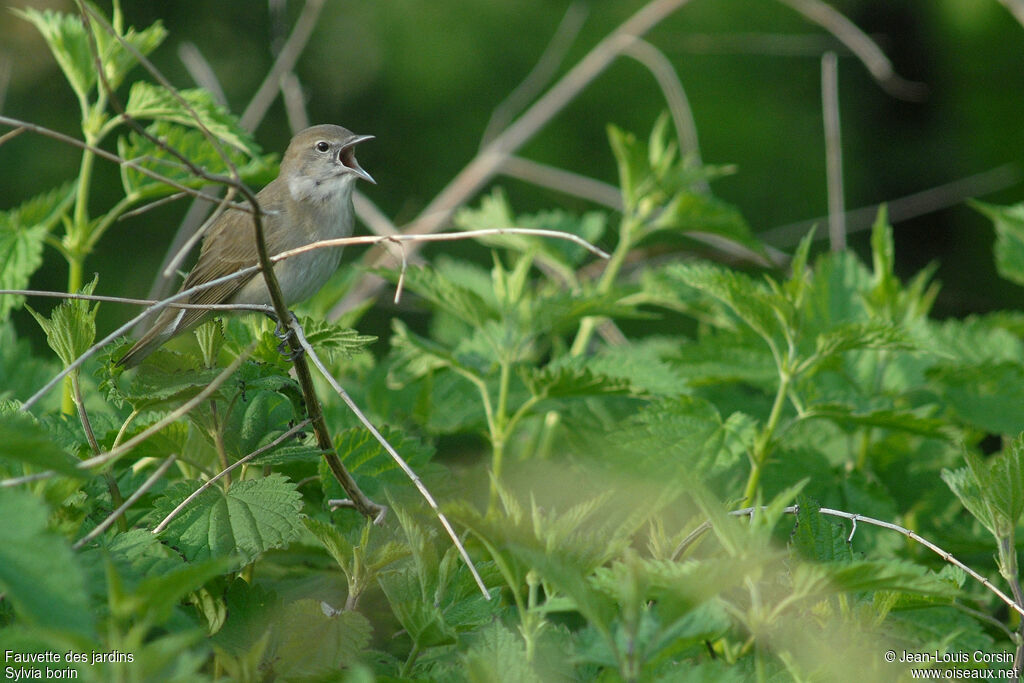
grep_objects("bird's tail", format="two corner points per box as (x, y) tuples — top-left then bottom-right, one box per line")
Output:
(115, 308), (184, 368)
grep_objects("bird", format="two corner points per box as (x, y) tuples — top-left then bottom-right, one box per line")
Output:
(116, 124), (374, 368)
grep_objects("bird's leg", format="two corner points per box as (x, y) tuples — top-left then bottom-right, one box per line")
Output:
(266, 310), (305, 361)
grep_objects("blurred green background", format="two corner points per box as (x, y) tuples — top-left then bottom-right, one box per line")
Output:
(2, 0), (1023, 343)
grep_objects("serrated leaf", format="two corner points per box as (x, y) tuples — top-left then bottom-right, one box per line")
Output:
(118, 121), (272, 198)
(93, 14), (166, 92)
(666, 261), (787, 346)
(0, 409), (82, 476)
(124, 82), (260, 155)
(523, 363), (633, 400)
(26, 276), (99, 367)
(263, 600), (371, 679)
(153, 474), (304, 568)
(293, 316), (376, 360)
(812, 320), (913, 361)
(806, 404), (952, 439)
(382, 265), (498, 328)
(790, 500), (854, 563)
(0, 488), (93, 635)
(320, 425), (434, 500)
(928, 361), (1024, 434)
(975, 200), (1024, 287)
(461, 622), (541, 683)
(0, 184), (74, 321)
(651, 190), (762, 254)
(16, 8), (95, 104)
(942, 457), (995, 535)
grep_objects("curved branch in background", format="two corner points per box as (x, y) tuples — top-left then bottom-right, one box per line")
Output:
(774, 0), (927, 100)
(480, 1), (589, 147)
(622, 39), (703, 172)
(329, 0), (699, 320)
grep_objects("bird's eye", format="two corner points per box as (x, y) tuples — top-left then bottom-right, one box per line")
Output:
(315, 141), (330, 153)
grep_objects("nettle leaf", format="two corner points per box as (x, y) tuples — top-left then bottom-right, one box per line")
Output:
(607, 123), (649, 210)
(811, 321), (913, 364)
(974, 200), (1024, 287)
(0, 488), (93, 635)
(600, 397), (751, 481)
(0, 408), (82, 477)
(92, 13), (166, 92)
(294, 316), (376, 360)
(264, 600), (372, 679)
(666, 262), (788, 344)
(523, 362), (633, 401)
(124, 362), (233, 410)
(455, 187), (608, 275)
(945, 440), (1024, 538)
(790, 500), (854, 563)
(118, 121), (273, 198)
(153, 474), (304, 568)
(806, 404), (952, 440)
(942, 453), (996, 535)
(461, 622), (540, 683)
(125, 82), (259, 155)
(26, 276), (99, 368)
(928, 361), (1024, 434)
(650, 190), (762, 255)
(586, 340), (689, 396)
(382, 266), (498, 328)
(320, 425), (434, 499)
(0, 183), (74, 321)
(16, 8), (95, 104)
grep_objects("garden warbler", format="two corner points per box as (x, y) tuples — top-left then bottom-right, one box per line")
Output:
(116, 124), (374, 367)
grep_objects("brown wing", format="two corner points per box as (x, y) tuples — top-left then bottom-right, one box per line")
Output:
(172, 181), (287, 331)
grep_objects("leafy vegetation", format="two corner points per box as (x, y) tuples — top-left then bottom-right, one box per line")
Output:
(3, 4), (1024, 682)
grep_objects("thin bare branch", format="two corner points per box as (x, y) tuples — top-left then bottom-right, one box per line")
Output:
(500, 156), (622, 210)
(240, 0), (325, 131)
(0, 288), (273, 314)
(291, 320), (491, 600)
(76, 346), (254, 470)
(674, 504), (1024, 619)
(821, 51), (845, 251)
(152, 419), (311, 535)
(19, 262), (262, 412)
(73, 454), (178, 549)
(280, 71), (310, 132)
(623, 39), (702, 167)
(177, 42), (228, 106)
(0, 116), (248, 210)
(330, 0), (697, 320)
(480, 1), (589, 146)
(762, 164), (1021, 248)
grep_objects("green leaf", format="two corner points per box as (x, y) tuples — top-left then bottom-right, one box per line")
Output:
(650, 190), (762, 254)
(152, 473), (304, 568)
(118, 121), (272, 199)
(928, 361), (1024, 434)
(789, 499), (854, 563)
(974, 200), (1024, 287)
(812, 320), (913, 363)
(321, 425), (434, 499)
(381, 265), (498, 328)
(0, 408), (82, 476)
(666, 261), (787, 347)
(0, 183), (74, 322)
(461, 622), (542, 683)
(92, 13), (166, 92)
(264, 600), (371, 679)
(942, 454), (995, 536)
(290, 316), (376, 361)
(523, 362), (633, 401)
(124, 82), (260, 155)
(16, 8), (95, 105)
(26, 275), (99, 368)
(0, 488), (93, 635)
(806, 404), (952, 440)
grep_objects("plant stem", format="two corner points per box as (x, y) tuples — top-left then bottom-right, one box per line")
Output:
(742, 371), (791, 507)
(489, 360), (513, 510)
(570, 216), (637, 356)
(399, 642), (421, 678)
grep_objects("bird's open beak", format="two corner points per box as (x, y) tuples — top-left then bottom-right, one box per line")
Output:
(340, 134), (376, 184)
